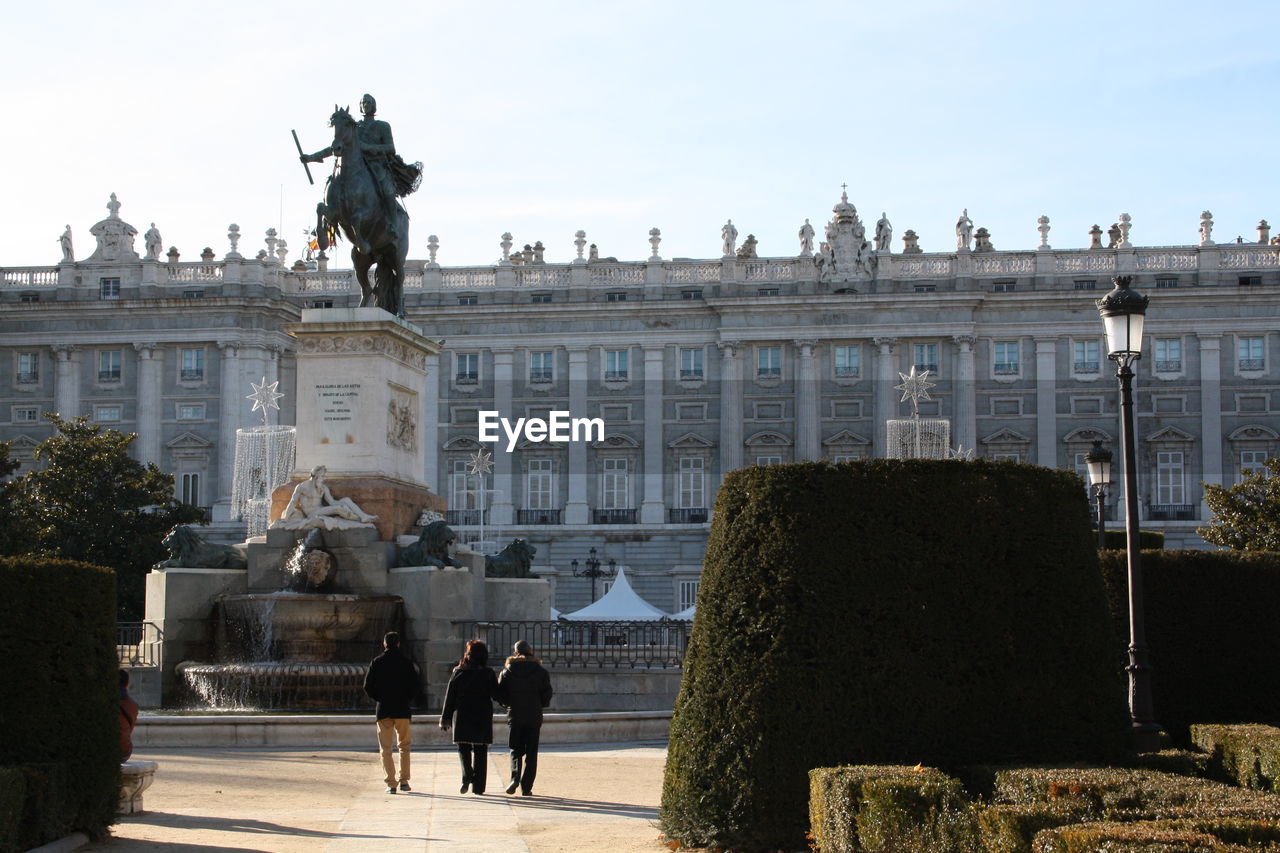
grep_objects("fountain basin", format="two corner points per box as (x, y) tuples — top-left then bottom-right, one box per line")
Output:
(177, 661), (373, 711)
(216, 592), (402, 663)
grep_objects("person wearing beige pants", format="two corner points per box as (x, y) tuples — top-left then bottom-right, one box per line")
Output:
(364, 632), (420, 793)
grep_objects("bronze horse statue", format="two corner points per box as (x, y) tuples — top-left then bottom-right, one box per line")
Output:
(316, 106), (410, 315)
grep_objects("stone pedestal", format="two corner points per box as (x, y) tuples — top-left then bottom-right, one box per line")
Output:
(276, 308), (445, 541)
(119, 761), (158, 815)
(145, 567), (248, 700)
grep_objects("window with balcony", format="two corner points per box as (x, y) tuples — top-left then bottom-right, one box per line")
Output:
(449, 459), (481, 518)
(834, 345), (859, 378)
(679, 347), (704, 380)
(598, 458), (632, 522)
(757, 346), (781, 378)
(180, 347), (205, 381)
(1154, 338), (1182, 373)
(1238, 336), (1265, 372)
(1156, 450), (1186, 506)
(530, 351), (554, 383)
(605, 349), (629, 381)
(1073, 340), (1101, 374)
(993, 341), (1020, 376)
(99, 277), (121, 299)
(15, 352), (38, 385)
(526, 459), (554, 511)
(912, 342), (938, 374)
(677, 457), (705, 512)
(455, 352), (479, 384)
(98, 350), (122, 383)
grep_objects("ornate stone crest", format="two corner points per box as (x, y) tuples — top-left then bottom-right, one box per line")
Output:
(86, 193), (140, 263)
(815, 189), (873, 284)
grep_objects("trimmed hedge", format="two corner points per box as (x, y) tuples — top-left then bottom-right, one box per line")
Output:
(1098, 550), (1280, 743)
(1192, 725), (1280, 793)
(809, 765), (979, 853)
(1098, 530), (1166, 550)
(661, 460), (1130, 851)
(0, 557), (118, 851)
(1029, 820), (1259, 852)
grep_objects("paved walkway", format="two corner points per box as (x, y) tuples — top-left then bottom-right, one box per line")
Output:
(85, 743), (669, 852)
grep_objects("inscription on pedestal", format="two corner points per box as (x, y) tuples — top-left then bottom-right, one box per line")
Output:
(317, 383), (361, 444)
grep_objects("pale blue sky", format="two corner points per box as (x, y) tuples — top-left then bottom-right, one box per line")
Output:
(5, 0), (1277, 267)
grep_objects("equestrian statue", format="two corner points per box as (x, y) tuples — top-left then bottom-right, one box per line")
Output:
(299, 94), (422, 315)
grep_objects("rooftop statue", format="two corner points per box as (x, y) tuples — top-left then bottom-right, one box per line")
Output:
(300, 94), (422, 315)
(58, 224), (73, 263)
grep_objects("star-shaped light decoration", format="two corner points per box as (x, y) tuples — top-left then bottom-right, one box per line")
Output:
(465, 449), (494, 477)
(947, 445), (975, 461)
(894, 366), (936, 416)
(247, 376), (284, 426)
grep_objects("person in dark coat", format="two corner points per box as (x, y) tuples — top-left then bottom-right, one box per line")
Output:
(440, 639), (500, 794)
(363, 631), (420, 793)
(497, 640), (553, 796)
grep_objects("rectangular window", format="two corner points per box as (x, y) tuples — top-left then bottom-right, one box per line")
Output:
(914, 284), (936, 293)
(1072, 396), (1103, 415)
(1156, 451), (1185, 505)
(452, 407), (480, 425)
(991, 398), (1022, 416)
(457, 294), (478, 306)
(527, 459), (553, 510)
(993, 280), (1016, 293)
(753, 402), (783, 419)
(834, 345), (860, 378)
(309, 299), (334, 309)
(757, 346), (781, 377)
(1239, 450), (1269, 482)
(94, 405), (122, 422)
(606, 291), (627, 302)
(605, 349), (629, 381)
(993, 341), (1020, 375)
(678, 457), (704, 509)
(678, 580), (701, 612)
(455, 352), (479, 384)
(1155, 278), (1178, 289)
(531, 293), (552, 304)
(600, 404), (631, 422)
(99, 277), (121, 299)
(16, 352), (39, 384)
(757, 287), (779, 296)
(676, 403), (706, 421)
(451, 460), (479, 510)
(1237, 395), (1268, 413)
(679, 348), (704, 380)
(12, 406), (38, 423)
(755, 456), (782, 467)
(832, 454), (863, 462)
(1073, 280), (1097, 291)
(20, 293), (40, 303)
(183, 290), (205, 299)
(1154, 338), (1182, 373)
(831, 400), (862, 418)
(1238, 336), (1265, 371)
(180, 472), (201, 506)
(1073, 340), (1100, 374)
(1239, 275), (1262, 287)
(180, 348), (205, 381)
(601, 458), (629, 509)
(98, 350), (122, 383)
(177, 403), (205, 420)
(913, 343), (938, 374)
(1154, 396), (1185, 414)
(681, 289), (703, 300)
(530, 351), (554, 383)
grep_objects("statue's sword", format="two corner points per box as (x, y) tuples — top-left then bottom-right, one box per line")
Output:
(291, 129), (314, 185)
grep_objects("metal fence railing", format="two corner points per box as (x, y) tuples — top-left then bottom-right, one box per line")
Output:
(455, 620), (690, 669)
(117, 621), (163, 667)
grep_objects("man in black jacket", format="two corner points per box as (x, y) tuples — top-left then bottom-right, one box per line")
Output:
(497, 640), (553, 796)
(363, 631), (419, 793)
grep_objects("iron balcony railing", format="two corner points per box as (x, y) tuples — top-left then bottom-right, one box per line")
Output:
(1239, 358), (1265, 371)
(593, 508), (637, 524)
(1149, 503), (1197, 521)
(668, 508), (709, 524)
(447, 509), (482, 525)
(117, 621), (163, 667)
(456, 620), (690, 669)
(1155, 360), (1182, 372)
(517, 509), (561, 525)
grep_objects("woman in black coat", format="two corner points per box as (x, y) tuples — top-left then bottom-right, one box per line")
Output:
(440, 639), (500, 794)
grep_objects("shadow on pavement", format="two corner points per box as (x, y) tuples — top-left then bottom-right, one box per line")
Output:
(430, 792), (658, 820)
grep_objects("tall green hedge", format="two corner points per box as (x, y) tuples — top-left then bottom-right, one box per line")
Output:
(1098, 550), (1280, 743)
(0, 557), (118, 851)
(660, 460), (1130, 852)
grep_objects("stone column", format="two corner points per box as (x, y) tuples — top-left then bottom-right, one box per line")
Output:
(564, 347), (590, 525)
(952, 335), (977, 454)
(490, 348), (515, 526)
(640, 346), (666, 524)
(794, 340), (820, 461)
(423, 351), (441, 494)
(717, 341), (744, 478)
(133, 343), (163, 466)
(873, 337), (898, 457)
(1035, 338), (1058, 467)
(211, 341), (241, 522)
(1198, 334), (1223, 518)
(51, 344), (81, 420)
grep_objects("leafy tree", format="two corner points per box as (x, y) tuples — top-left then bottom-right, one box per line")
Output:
(3, 415), (205, 618)
(1199, 457), (1280, 551)
(0, 440), (26, 554)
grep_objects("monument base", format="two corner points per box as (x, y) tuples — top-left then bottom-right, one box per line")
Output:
(271, 476), (446, 542)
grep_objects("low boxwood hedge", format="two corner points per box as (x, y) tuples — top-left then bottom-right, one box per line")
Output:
(1029, 820), (1255, 852)
(0, 557), (118, 851)
(809, 765), (979, 853)
(1098, 551), (1280, 743)
(1192, 724), (1280, 793)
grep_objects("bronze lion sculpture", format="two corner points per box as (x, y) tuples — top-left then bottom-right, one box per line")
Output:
(486, 538), (537, 578)
(397, 519), (460, 568)
(155, 525), (248, 570)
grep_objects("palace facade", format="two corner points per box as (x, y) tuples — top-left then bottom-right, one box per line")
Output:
(3, 194), (1277, 612)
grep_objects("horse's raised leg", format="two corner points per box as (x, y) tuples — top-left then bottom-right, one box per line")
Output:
(352, 249), (374, 307)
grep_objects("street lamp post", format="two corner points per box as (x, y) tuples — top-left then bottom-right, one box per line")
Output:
(571, 547), (617, 603)
(1085, 440), (1114, 550)
(1097, 275), (1162, 752)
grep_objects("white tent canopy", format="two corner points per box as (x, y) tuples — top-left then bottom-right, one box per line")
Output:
(671, 604), (696, 621)
(559, 567), (670, 621)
